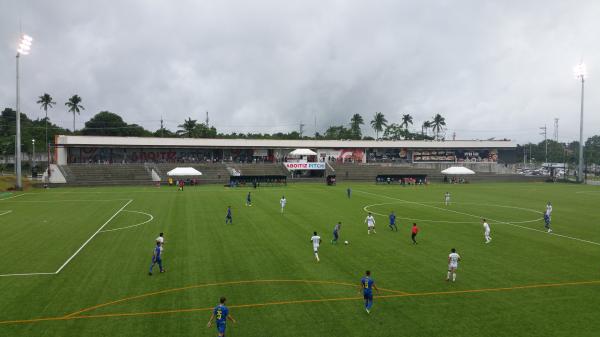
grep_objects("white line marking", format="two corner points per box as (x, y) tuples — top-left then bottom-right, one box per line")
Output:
(0, 272), (55, 277)
(0, 210), (12, 216)
(53, 199), (133, 274)
(356, 189), (600, 247)
(1, 199), (131, 203)
(100, 210), (154, 233)
(363, 202), (541, 224)
(0, 273), (56, 277)
(0, 193), (26, 201)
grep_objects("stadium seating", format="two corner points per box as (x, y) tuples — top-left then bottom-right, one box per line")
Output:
(57, 162), (545, 186)
(59, 164), (152, 186)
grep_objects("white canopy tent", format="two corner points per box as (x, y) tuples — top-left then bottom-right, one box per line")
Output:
(441, 166), (475, 175)
(167, 167), (203, 177)
(288, 148), (317, 156)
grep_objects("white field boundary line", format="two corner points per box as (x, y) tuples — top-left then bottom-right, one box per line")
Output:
(0, 210), (12, 216)
(0, 199), (133, 278)
(355, 190), (600, 247)
(100, 210), (154, 233)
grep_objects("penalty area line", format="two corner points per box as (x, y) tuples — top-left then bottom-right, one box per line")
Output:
(0, 210), (12, 216)
(355, 189), (600, 247)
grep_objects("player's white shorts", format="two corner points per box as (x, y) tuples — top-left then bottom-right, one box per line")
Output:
(485, 230), (490, 236)
(448, 263), (458, 270)
(368, 224), (375, 229)
(313, 245), (319, 253)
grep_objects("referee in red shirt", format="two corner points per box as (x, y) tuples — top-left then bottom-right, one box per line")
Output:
(411, 223), (419, 244)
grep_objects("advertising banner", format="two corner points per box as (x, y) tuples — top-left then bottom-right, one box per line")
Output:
(284, 162), (326, 170)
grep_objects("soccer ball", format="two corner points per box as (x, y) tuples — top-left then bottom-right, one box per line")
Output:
(344, 240), (349, 245)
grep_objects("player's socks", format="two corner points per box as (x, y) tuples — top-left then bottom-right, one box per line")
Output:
(315, 253), (320, 262)
(452, 273), (456, 282)
(447, 271), (451, 280)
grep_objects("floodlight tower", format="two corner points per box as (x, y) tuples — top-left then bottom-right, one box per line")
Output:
(15, 34), (33, 190)
(574, 63), (586, 183)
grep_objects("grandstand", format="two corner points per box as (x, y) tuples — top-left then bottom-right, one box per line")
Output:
(47, 135), (544, 186)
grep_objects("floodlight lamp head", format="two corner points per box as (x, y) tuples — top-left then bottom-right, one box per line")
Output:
(574, 63), (587, 79)
(17, 34), (33, 55)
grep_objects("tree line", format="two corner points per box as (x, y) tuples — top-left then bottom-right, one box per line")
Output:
(2, 92), (600, 165)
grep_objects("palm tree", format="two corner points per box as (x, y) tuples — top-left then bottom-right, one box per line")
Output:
(400, 114), (413, 130)
(431, 114), (446, 140)
(349, 113), (364, 139)
(422, 121), (432, 136)
(37, 93), (56, 169)
(177, 117), (198, 137)
(370, 112), (388, 139)
(65, 95), (84, 132)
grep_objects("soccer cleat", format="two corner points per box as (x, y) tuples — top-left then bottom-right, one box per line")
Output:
(548, 229), (553, 233)
(160, 269), (165, 273)
(148, 272), (152, 276)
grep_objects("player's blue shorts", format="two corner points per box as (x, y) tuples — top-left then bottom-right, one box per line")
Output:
(217, 322), (226, 333)
(333, 231), (339, 239)
(363, 292), (373, 301)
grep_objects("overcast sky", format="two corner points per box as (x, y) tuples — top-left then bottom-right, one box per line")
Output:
(1, 0), (598, 143)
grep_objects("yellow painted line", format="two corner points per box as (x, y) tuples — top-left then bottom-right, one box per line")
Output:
(1, 279), (598, 326)
(65, 279), (395, 318)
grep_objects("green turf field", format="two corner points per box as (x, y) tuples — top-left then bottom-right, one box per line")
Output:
(1, 182), (599, 337)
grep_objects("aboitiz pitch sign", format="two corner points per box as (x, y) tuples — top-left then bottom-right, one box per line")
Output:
(284, 162), (326, 170)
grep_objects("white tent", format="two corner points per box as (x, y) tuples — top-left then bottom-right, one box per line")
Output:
(167, 167), (203, 176)
(441, 166), (475, 175)
(288, 148), (317, 156)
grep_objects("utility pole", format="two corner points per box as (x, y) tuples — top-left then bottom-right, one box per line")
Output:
(299, 122), (305, 138)
(160, 117), (164, 137)
(205, 111), (209, 126)
(553, 118), (559, 142)
(540, 125), (547, 164)
(452, 131), (456, 141)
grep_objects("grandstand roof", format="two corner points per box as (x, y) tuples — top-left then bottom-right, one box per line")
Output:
(56, 135), (515, 149)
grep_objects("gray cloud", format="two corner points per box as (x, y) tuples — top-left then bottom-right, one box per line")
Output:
(1, 0), (599, 142)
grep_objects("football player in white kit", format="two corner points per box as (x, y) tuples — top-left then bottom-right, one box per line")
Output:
(446, 248), (461, 282)
(482, 219), (492, 243)
(156, 232), (165, 246)
(365, 212), (376, 234)
(546, 202), (553, 215)
(444, 192), (451, 206)
(310, 231), (321, 262)
(280, 196), (287, 213)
